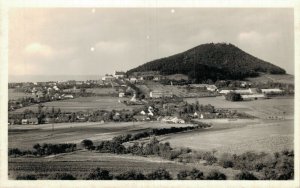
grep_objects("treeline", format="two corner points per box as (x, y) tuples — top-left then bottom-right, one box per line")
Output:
(8, 107), (136, 125)
(127, 43), (286, 82)
(9, 143), (77, 157)
(15, 167), (228, 180)
(217, 150), (294, 180)
(16, 164), (290, 180)
(83, 124), (207, 158)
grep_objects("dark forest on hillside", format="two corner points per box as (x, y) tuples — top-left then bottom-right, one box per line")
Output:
(127, 43), (286, 82)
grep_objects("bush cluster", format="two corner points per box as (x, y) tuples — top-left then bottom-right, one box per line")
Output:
(218, 150), (294, 180)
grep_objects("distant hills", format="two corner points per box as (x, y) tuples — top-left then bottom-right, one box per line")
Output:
(127, 43), (286, 82)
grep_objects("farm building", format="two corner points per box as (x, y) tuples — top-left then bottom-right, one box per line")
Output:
(233, 88), (253, 94)
(219, 88), (257, 95)
(63, 94), (74, 99)
(150, 90), (173, 98)
(133, 115), (150, 121)
(21, 119), (28, 125)
(28, 118), (39, 125)
(206, 85), (218, 91)
(129, 77), (137, 83)
(114, 71), (126, 79)
(35, 91), (44, 98)
(53, 85), (60, 91)
(44, 117), (55, 124)
(161, 116), (185, 124)
(261, 88), (283, 94)
(241, 94), (265, 100)
(102, 75), (115, 81)
(76, 81), (84, 85)
(219, 90), (232, 94)
(119, 92), (125, 98)
(240, 81), (252, 88)
(8, 119), (15, 125)
(21, 118), (38, 125)
(153, 76), (161, 81)
(189, 84), (218, 91)
(28, 118), (38, 125)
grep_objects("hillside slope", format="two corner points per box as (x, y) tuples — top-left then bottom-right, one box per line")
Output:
(127, 43), (286, 82)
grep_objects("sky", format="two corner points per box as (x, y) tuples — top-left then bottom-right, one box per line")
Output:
(9, 8), (294, 76)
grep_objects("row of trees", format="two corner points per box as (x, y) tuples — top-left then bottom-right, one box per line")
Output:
(9, 143), (77, 157)
(16, 167), (229, 180)
(81, 124), (206, 155)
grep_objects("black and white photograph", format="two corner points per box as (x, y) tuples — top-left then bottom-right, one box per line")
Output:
(0, 1), (299, 187)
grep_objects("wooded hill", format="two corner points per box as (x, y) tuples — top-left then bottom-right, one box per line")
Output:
(127, 43), (286, 82)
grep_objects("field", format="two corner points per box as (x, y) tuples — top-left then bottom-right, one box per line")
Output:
(8, 89), (32, 100)
(8, 121), (195, 150)
(246, 73), (294, 84)
(143, 81), (213, 98)
(165, 74), (188, 81)
(185, 96), (294, 119)
(160, 119), (293, 154)
(13, 96), (136, 113)
(86, 88), (118, 95)
(8, 150), (240, 179)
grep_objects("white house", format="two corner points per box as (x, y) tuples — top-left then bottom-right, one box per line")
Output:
(148, 109), (154, 116)
(64, 94), (74, 99)
(140, 110), (146, 115)
(219, 88), (255, 95)
(119, 92), (125, 98)
(219, 90), (232, 94)
(53, 86), (60, 91)
(193, 112), (198, 118)
(150, 90), (173, 98)
(161, 116), (185, 124)
(21, 119), (28, 125)
(129, 77), (137, 83)
(241, 94), (265, 100)
(114, 71), (126, 79)
(102, 75), (115, 81)
(206, 85), (218, 92)
(261, 88), (283, 94)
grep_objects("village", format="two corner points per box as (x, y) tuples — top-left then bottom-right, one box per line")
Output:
(8, 70), (293, 126)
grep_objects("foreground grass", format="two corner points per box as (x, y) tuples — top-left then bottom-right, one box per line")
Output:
(8, 150), (239, 180)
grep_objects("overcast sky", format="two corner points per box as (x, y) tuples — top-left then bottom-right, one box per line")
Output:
(9, 8), (294, 76)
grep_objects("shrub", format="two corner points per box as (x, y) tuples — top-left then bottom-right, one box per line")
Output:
(115, 170), (146, 180)
(202, 152), (217, 165)
(206, 170), (227, 180)
(147, 168), (172, 180)
(235, 171), (258, 180)
(86, 168), (113, 180)
(177, 170), (189, 180)
(262, 155), (294, 180)
(8, 148), (22, 157)
(16, 175), (37, 180)
(218, 153), (234, 168)
(48, 173), (76, 180)
(81, 139), (94, 150)
(189, 168), (204, 180)
(225, 92), (243, 101)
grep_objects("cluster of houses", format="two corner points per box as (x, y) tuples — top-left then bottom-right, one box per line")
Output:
(102, 71), (165, 84)
(150, 90), (173, 98)
(159, 116), (186, 124)
(189, 84), (218, 92)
